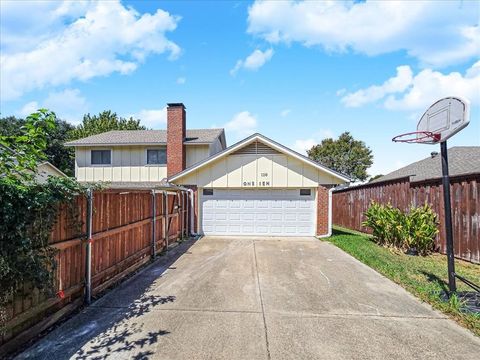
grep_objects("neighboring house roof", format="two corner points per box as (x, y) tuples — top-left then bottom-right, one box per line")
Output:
(371, 146), (480, 184)
(168, 133), (351, 183)
(64, 129), (225, 146)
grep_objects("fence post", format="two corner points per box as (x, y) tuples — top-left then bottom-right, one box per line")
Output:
(185, 191), (189, 238)
(163, 191), (168, 253)
(151, 190), (156, 259)
(85, 188), (93, 305)
(180, 192), (184, 239)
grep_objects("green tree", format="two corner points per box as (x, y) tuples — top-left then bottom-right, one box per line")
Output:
(69, 110), (146, 140)
(307, 132), (373, 182)
(0, 115), (75, 176)
(369, 174), (384, 183)
(0, 110), (56, 183)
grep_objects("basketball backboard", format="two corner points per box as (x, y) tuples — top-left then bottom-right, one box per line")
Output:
(416, 96), (470, 144)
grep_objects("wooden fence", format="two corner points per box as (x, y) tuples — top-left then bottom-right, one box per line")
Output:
(332, 174), (480, 264)
(0, 188), (191, 355)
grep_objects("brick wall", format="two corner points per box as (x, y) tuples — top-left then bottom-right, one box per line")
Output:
(167, 103), (186, 177)
(316, 186), (329, 236)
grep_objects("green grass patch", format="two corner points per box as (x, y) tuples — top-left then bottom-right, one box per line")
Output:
(325, 226), (480, 336)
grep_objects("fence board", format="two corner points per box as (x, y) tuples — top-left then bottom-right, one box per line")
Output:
(1, 189), (190, 354)
(333, 174), (480, 264)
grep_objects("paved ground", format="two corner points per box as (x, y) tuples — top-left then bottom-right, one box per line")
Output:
(17, 236), (480, 360)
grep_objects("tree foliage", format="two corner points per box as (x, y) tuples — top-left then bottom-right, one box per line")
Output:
(69, 110), (146, 140)
(0, 115), (75, 176)
(307, 132), (373, 182)
(0, 110), (87, 332)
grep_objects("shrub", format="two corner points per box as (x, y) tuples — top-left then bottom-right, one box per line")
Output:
(362, 202), (438, 255)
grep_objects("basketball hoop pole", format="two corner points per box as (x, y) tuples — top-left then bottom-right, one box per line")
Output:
(440, 141), (456, 294)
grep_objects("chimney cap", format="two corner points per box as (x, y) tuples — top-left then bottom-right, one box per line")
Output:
(167, 103), (186, 109)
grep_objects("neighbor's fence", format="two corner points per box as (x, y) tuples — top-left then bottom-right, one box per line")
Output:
(0, 188), (190, 355)
(333, 174), (480, 264)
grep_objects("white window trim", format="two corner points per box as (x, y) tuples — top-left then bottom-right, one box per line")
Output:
(90, 148), (113, 167)
(144, 147), (167, 167)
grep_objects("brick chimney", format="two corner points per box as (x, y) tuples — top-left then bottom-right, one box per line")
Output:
(167, 103), (186, 177)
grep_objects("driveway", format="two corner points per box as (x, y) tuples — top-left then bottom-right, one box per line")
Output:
(17, 236), (480, 359)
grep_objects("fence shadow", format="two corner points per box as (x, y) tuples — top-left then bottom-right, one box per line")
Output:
(16, 237), (199, 360)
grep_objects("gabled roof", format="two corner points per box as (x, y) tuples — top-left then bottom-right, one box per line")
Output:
(169, 133), (350, 183)
(371, 146), (480, 184)
(65, 129), (225, 146)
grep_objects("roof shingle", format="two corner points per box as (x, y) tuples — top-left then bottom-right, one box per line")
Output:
(65, 129), (224, 146)
(371, 146), (480, 183)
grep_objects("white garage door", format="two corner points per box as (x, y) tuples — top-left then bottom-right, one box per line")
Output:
(201, 189), (316, 236)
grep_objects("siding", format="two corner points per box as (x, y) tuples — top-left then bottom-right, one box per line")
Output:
(176, 153), (340, 188)
(186, 145), (210, 167)
(76, 146), (167, 182)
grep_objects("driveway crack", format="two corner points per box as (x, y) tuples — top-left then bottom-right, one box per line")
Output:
(253, 240), (271, 360)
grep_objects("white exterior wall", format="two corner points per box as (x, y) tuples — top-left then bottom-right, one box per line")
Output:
(75, 146), (167, 182)
(176, 154), (339, 188)
(186, 145), (210, 167)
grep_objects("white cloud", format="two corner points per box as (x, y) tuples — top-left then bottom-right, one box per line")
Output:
(131, 107), (168, 129)
(1, 0), (181, 100)
(341, 61), (480, 111)
(18, 88), (88, 124)
(176, 77), (186, 84)
(19, 101), (39, 117)
(247, 1), (479, 67)
(223, 111), (258, 140)
(230, 48), (274, 76)
(292, 129), (334, 155)
(341, 65), (413, 107)
(280, 109), (291, 117)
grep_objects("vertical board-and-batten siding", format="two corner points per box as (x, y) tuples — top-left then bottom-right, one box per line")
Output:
(75, 145), (212, 182)
(178, 154), (340, 188)
(332, 174), (480, 264)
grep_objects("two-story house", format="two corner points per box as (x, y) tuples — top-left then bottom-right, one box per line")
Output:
(66, 103), (349, 237)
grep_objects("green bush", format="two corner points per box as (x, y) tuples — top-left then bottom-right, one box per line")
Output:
(362, 202), (438, 255)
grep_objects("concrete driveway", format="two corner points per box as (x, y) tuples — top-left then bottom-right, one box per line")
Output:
(17, 236), (480, 359)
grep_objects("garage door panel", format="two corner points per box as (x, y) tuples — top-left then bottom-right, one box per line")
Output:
(201, 189), (316, 236)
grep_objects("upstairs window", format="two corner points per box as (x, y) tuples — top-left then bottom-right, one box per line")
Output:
(91, 150), (111, 165)
(147, 149), (166, 165)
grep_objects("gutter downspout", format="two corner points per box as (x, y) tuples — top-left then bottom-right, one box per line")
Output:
(318, 187), (334, 238)
(187, 188), (198, 236)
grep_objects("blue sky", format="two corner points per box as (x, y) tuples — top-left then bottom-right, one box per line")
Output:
(1, 0), (479, 177)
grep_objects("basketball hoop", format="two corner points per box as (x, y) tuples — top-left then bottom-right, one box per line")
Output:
(392, 131), (441, 144)
(392, 96), (475, 297)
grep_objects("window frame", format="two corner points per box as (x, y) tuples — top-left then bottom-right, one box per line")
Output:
(90, 149), (112, 166)
(145, 147), (167, 166)
(300, 189), (312, 196)
(203, 188), (214, 196)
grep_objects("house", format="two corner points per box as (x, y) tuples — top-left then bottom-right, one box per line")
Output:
(66, 103), (349, 237)
(0, 144), (67, 183)
(35, 162), (67, 182)
(370, 146), (480, 183)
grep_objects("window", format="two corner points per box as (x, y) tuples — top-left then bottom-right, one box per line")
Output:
(300, 189), (311, 196)
(147, 149), (166, 165)
(91, 150), (111, 165)
(203, 189), (214, 196)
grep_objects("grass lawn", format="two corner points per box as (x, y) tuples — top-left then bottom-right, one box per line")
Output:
(325, 226), (480, 336)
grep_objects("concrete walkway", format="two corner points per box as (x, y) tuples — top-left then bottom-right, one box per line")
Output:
(17, 236), (480, 359)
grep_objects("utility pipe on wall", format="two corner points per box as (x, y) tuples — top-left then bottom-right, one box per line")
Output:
(187, 188), (197, 235)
